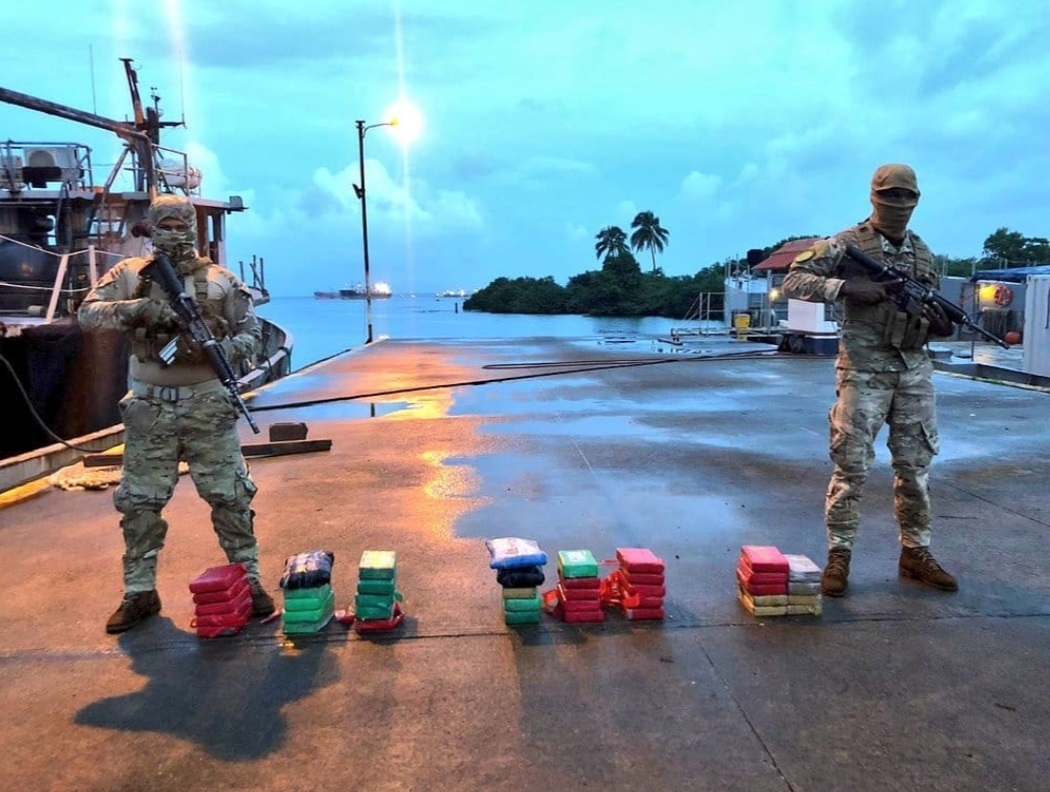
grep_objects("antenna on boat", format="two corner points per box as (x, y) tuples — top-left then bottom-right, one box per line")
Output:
(89, 44), (98, 115)
(119, 58), (182, 197)
(0, 63), (158, 195)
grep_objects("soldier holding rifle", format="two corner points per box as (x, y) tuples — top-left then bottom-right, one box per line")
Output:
(79, 194), (275, 632)
(782, 164), (959, 598)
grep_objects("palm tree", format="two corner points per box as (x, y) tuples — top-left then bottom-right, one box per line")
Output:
(595, 225), (629, 261)
(630, 211), (670, 272)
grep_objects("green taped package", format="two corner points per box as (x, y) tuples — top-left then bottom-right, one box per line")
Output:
(557, 549), (599, 579)
(503, 595), (542, 613)
(283, 590), (336, 624)
(359, 550), (397, 580)
(355, 592), (395, 611)
(504, 609), (541, 625)
(357, 577), (396, 595)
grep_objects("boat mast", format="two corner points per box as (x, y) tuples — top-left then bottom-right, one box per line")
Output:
(0, 58), (181, 196)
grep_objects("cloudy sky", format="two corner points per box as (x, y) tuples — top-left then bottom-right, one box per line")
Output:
(3, 0), (1048, 296)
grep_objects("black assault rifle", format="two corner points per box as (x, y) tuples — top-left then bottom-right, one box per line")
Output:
(141, 253), (261, 433)
(843, 243), (1010, 349)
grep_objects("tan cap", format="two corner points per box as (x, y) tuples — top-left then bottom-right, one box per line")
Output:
(871, 163), (919, 196)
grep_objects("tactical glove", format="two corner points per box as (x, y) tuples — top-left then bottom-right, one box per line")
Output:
(840, 279), (898, 306)
(122, 298), (180, 329)
(924, 302), (954, 337)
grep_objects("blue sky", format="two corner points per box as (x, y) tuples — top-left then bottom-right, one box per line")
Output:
(2, 0), (1048, 296)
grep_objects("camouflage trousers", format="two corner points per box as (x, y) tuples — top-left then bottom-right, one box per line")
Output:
(825, 360), (939, 551)
(113, 380), (260, 594)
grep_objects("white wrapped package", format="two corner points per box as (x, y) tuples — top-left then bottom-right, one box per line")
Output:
(486, 537), (548, 570)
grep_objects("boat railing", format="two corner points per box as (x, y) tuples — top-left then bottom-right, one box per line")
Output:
(0, 141), (94, 193)
(151, 145), (201, 195)
(671, 292), (730, 337)
(0, 232), (127, 320)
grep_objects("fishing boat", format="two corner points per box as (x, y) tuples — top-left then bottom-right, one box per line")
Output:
(339, 281), (392, 299)
(0, 59), (293, 462)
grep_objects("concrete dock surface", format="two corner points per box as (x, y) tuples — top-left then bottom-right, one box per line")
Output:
(1, 335), (1048, 792)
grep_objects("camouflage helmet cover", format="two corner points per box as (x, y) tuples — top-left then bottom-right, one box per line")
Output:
(148, 193), (198, 231)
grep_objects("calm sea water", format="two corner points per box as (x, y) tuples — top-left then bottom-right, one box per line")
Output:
(257, 296), (683, 372)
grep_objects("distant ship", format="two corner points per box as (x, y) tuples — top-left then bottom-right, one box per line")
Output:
(313, 291), (340, 299)
(437, 288), (476, 298)
(339, 281), (392, 299)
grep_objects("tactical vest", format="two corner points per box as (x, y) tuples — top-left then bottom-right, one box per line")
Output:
(131, 258), (228, 365)
(843, 222), (937, 351)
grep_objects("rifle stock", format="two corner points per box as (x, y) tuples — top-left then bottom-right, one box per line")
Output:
(843, 243), (1010, 349)
(141, 253), (261, 433)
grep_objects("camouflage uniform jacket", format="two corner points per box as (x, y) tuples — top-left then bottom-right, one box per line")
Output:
(781, 222), (938, 373)
(78, 255), (261, 387)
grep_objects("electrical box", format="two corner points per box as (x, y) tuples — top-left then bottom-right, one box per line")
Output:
(786, 299), (838, 334)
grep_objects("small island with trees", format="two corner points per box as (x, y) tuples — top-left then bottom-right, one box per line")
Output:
(464, 212), (1049, 320)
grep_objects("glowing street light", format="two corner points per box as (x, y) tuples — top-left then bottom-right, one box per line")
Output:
(353, 100), (421, 344)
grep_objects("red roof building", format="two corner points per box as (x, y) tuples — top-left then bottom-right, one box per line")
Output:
(751, 238), (823, 273)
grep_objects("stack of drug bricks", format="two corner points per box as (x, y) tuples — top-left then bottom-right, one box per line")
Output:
(609, 547), (666, 621)
(544, 550), (604, 623)
(784, 554), (822, 615)
(354, 551), (404, 632)
(190, 563), (252, 638)
(280, 550), (336, 636)
(737, 545), (790, 616)
(486, 537), (546, 626)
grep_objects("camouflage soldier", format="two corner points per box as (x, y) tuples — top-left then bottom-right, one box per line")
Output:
(781, 164), (958, 597)
(79, 194), (275, 632)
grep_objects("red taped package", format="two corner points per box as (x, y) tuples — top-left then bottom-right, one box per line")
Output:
(192, 579), (250, 605)
(621, 582), (666, 598)
(193, 585), (252, 616)
(736, 569), (788, 586)
(621, 572), (665, 587)
(189, 563), (247, 594)
(192, 598), (251, 638)
(622, 594), (664, 609)
(355, 602), (405, 633)
(739, 545), (788, 573)
(615, 547), (665, 574)
(557, 582), (602, 602)
(557, 574), (601, 589)
(541, 589), (605, 622)
(560, 597), (603, 613)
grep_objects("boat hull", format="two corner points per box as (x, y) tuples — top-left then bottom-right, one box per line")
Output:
(0, 317), (292, 461)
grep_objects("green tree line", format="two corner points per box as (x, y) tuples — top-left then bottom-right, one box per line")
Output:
(464, 221), (1048, 318)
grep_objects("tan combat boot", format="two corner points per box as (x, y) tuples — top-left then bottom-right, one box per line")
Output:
(249, 579), (276, 617)
(899, 546), (958, 591)
(821, 548), (851, 597)
(106, 590), (162, 634)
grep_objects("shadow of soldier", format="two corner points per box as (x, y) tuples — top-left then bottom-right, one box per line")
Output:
(74, 617), (340, 761)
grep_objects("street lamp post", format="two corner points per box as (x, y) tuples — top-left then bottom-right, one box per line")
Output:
(355, 118), (394, 344)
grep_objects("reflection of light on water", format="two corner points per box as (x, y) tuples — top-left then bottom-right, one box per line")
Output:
(421, 450), (482, 500)
(419, 450), (489, 542)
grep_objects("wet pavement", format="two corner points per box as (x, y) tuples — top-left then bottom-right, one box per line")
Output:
(1, 336), (1048, 791)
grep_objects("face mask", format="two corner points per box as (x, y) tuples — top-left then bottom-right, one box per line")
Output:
(870, 193), (916, 241)
(152, 227), (197, 269)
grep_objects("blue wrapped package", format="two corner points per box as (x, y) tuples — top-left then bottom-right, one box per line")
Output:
(280, 550), (335, 590)
(486, 537), (547, 570)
